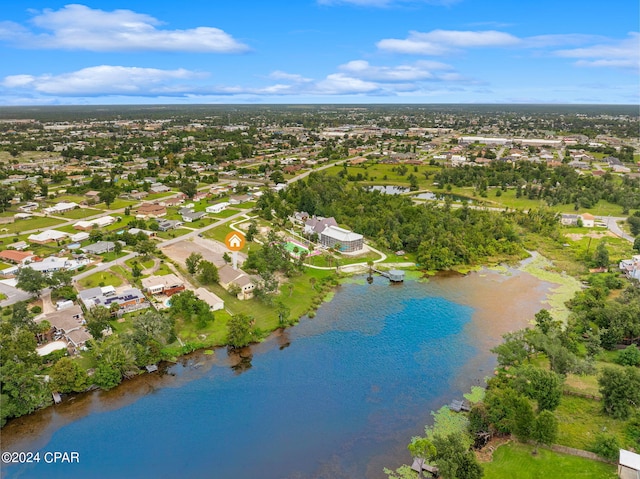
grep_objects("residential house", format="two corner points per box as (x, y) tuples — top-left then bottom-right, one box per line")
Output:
(182, 210), (206, 223)
(141, 273), (185, 296)
(194, 287), (225, 311)
(78, 286), (149, 314)
(73, 216), (116, 231)
(81, 241), (116, 255)
(156, 219), (182, 232)
(149, 183), (171, 194)
(136, 203), (167, 219)
(43, 202), (78, 215)
(580, 213), (596, 228)
(70, 232), (90, 242)
(128, 228), (157, 238)
(28, 229), (68, 245)
(561, 214), (580, 226)
(160, 197), (184, 207)
(0, 249), (37, 265)
(218, 264), (255, 300)
(320, 225), (364, 252)
(205, 202), (230, 214)
(85, 190), (101, 203)
(304, 216), (338, 236)
(40, 305), (92, 352)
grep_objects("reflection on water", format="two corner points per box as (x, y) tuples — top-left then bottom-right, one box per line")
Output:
(2, 267), (554, 479)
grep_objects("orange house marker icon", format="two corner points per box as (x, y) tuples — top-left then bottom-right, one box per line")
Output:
(225, 231), (246, 251)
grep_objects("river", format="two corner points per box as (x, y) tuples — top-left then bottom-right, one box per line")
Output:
(1, 267), (554, 479)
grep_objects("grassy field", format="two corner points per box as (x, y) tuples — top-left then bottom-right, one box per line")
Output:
(483, 442), (616, 479)
(0, 216), (65, 235)
(53, 208), (103, 219)
(555, 395), (630, 450)
(77, 269), (124, 289)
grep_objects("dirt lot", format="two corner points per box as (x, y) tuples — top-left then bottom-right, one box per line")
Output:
(565, 230), (616, 241)
(160, 236), (246, 268)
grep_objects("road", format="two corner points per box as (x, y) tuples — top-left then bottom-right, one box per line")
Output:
(596, 216), (634, 243)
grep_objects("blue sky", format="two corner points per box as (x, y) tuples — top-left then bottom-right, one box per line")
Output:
(0, 1), (638, 105)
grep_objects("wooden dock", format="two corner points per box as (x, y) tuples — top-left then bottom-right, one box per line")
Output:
(372, 269), (405, 282)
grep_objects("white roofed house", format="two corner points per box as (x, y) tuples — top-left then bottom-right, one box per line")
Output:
(28, 229), (68, 245)
(73, 216), (116, 231)
(320, 226), (364, 253)
(43, 202), (78, 215)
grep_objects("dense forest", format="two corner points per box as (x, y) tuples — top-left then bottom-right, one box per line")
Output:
(256, 173), (534, 270)
(435, 162), (640, 211)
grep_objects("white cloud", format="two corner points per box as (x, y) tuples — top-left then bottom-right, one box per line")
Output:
(0, 60), (469, 100)
(338, 59), (452, 81)
(0, 4), (248, 53)
(3, 66), (205, 96)
(268, 71), (312, 82)
(377, 29), (520, 55)
(555, 33), (639, 70)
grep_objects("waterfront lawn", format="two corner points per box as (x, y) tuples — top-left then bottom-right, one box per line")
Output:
(483, 442), (616, 479)
(175, 309), (232, 347)
(555, 395), (630, 451)
(77, 270), (124, 289)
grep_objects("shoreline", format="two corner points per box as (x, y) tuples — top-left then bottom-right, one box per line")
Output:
(1, 253), (575, 454)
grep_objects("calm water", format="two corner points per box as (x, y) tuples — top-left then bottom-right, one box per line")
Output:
(2, 272), (550, 479)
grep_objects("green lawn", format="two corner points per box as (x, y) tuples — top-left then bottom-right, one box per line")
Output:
(555, 395), (631, 450)
(483, 442), (616, 479)
(77, 269), (125, 289)
(0, 216), (65, 235)
(54, 207), (103, 219)
(155, 228), (192, 240)
(95, 199), (138, 210)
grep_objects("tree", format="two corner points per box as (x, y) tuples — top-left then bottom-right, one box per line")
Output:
(99, 189), (117, 208)
(222, 252), (231, 264)
(49, 269), (74, 289)
(432, 432), (483, 479)
(634, 236), (640, 253)
(227, 313), (254, 348)
(198, 260), (219, 284)
(131, 261), (142, 278)
(515, 365), (563, 412)
(49, 357), (88, 393)
(512, 395), (535, 442)
(179, 180), (198, 199)
(134, 239), (157, 259)
(598, 366), (640, 419)
(593, 240), (609, 269)
(408, 437), (436, 479)
(276, 301), (291, 326)
(86, 306), (112, 339)
(616, 345), (640, 366)
(131, 310), (175, 344)
(532, 410), (558, 454)
(186, 252), (203, 274)
(114, 241), (123, 255)
(246, 221), (258, 242)
(16, 267), (48, 297)
(534, 309), (559, 335)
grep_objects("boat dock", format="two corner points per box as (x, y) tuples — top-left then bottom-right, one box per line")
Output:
(372, 269), (405, 282)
